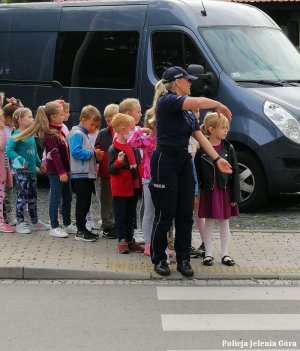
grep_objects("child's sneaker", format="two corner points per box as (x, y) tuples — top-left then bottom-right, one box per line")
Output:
(0, 222), (14, 233)
(63, 224), (77, 234)
(50, 227), (68, 238)
(118, 239), (129, 254)
(30, 220), (50, 231)
(75, 229), (97, 242)
(144, 242), (151, 256)
(16, 222), (31, 234)
(128, 239), (144, 253)
(102, 228), (116, 239)
(133, 229), (145, 244)
(6, 211), (17, 226)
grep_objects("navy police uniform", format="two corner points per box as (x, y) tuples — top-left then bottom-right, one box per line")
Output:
(150, 91), (200, 265)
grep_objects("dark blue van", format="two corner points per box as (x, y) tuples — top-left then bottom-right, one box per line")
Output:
(0, 0), (300, 211)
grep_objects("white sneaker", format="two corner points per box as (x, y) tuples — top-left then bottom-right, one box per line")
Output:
(133, 230), (145, 244)
(30, 220), (50, 231)
(16, 222), (31, 234)
(50, 227), (68, 238)
(63, 224), (77, 234)
(6, 211), (17, 226)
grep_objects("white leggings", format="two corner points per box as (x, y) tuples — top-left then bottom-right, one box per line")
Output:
(202, 218), (231, 258)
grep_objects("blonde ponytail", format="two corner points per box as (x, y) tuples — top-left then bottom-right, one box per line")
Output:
(14, 101), (62, 141)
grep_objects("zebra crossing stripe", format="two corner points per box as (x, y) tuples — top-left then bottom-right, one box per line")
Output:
(157, 287), (300, 300)
(161, 314), (300, 331)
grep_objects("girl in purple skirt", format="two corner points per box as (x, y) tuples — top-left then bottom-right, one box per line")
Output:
(194, 112), (240, 266)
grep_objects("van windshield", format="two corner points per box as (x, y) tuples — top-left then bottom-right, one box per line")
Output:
(201, 27), (300, 82)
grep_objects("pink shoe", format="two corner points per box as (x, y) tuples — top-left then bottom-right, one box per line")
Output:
(0, 222), (14, 233)
(144, 243), (151, 256)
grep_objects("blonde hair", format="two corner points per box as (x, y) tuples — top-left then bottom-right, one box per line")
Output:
(104, 103), (119, 117)
(144, 108), (156, 130)
(119, 98), (140, 114)
(111, 113), (135, 133)
(201, 112), (229, 138)
(80, 105), (100, 122)
(13, 101), (62, 141)
(148, 79), (174, 125)
(12, 107), (33, 131)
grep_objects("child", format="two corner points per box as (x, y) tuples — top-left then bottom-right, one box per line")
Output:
(94, 103), (119, 239)
(108, 113), (144, 254)
(189, 108), (205, 258)
(6, 108), (50, 234)
(119, 98), (144, 244)
(61, 100), (71, 137)
(127, 109), (156, 256)
(86, 117), (101, 231)
(2, 98), (23, 226)
(194, 112), (240, 266)
(0, 111), (14, 233)
(68, 105), (102, 242)
(38, 101), (77, 238)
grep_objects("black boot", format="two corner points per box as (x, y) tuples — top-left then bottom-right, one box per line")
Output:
(177, 260), (194, 277)
(154, 260), (170, 276)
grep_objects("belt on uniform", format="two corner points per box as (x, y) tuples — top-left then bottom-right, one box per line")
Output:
(156, 145), (189, 155)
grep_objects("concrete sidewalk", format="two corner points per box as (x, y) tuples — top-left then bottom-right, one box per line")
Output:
(0, 230), (299, 280)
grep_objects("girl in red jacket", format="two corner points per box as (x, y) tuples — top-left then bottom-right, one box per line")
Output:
(108, 113), (144, 254)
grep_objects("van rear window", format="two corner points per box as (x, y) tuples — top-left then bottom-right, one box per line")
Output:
(54, 31), (139, 88)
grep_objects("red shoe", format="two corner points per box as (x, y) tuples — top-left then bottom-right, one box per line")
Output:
(128, 239), (144, 253)
(118, 239), (129, 254)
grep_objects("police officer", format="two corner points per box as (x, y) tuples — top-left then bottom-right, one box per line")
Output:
(150, 66), (232, 277)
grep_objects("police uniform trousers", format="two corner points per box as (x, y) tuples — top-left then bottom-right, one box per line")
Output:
(149, 147), (195, 264)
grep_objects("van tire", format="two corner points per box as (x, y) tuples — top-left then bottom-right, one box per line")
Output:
(236, 150), (268, 212)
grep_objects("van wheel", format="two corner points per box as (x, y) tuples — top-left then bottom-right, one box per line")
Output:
(236, 151), (268, 212)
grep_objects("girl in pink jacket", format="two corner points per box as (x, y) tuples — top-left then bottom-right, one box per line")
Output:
(0, 112), (14, 233)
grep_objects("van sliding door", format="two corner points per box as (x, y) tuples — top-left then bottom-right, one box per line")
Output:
(55, 5), (147, 125)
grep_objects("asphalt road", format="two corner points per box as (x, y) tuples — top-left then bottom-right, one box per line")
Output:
(0, 280), (299, 351)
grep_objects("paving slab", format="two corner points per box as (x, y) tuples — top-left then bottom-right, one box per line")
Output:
(0, 230), (299, 280)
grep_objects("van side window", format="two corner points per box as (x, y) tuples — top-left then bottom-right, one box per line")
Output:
(152, 32), (206, 79)
(54, 31), (139, 88)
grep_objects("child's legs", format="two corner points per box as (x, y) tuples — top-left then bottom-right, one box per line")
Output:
(73, 179), (93, 231)
(142, 182), (154, 244)
(27, 173), (38, 224)
(194, 195), (205, 242)
(61, 179), (72, 227)
(15, 172), (29, 224)
(0, 182), (6, 223)
(202, 218), (215, 257)
(100, 178), (114, 229)
(49, 174), (63, 228)
(219, 219), (231, 258)
(4, 186), (13, 214)
(125, 195), (138, 242)
(113, 196), (129, 241)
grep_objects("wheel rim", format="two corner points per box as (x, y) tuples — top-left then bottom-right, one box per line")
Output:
(238, 162), (255, 202)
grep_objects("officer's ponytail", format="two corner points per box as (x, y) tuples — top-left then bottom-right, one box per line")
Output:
(150, 79), (174, 125)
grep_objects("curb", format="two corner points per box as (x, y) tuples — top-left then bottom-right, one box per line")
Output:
(1, 265), (300, 280)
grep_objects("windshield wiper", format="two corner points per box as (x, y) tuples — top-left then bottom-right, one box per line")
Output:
(237, 80), (284, 86)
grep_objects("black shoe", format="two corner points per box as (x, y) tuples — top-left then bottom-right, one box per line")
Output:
(102, 228), (116, 239)
(177, 260), (194, 277)
(75, 229), (97, 242)
(154, 260), (170, 276)
(190, 245), (201, 258)
(198, 242), (206, 258)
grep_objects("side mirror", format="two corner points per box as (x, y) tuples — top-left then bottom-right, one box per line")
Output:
(187, 64), (218, 98)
